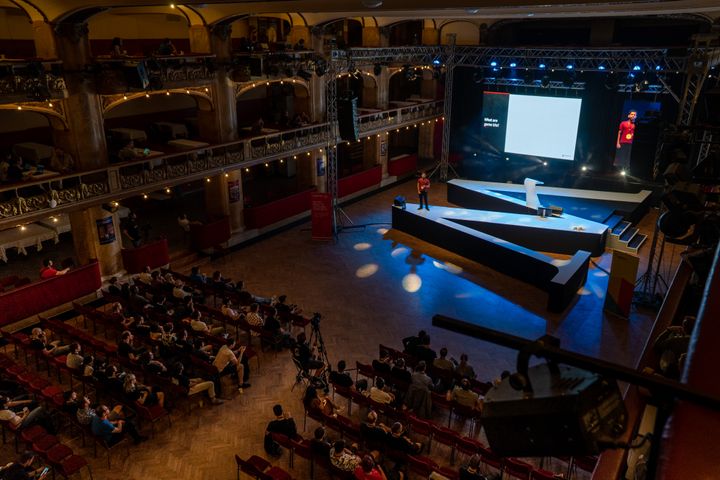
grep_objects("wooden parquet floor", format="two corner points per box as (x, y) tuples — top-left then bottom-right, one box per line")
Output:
(1, 180), (672, 479)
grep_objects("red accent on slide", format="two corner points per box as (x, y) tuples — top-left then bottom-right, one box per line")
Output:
(484, 91), (510, 95)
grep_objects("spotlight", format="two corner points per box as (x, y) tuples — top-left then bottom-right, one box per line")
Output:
(655, 65), (662, 71)
(538, 63), (546, 69)
(393, 196), (406, 210)
(490, 61), (497, 67)
(598, 65), (606, 71)
(581, 165), (588, 172)
(543, 161), (548, 166)
(620, 170), (627, 176)
(509, 62), (517, 68)
(633, 65), (642, 71)
(566, 64), (574, 70)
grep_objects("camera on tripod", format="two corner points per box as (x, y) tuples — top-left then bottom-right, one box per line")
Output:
(311, 313), (321, 328)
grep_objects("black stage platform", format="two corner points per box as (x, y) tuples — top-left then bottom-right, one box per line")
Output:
(390, 180), (652, 312)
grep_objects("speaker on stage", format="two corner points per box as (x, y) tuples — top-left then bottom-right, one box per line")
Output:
(338, 96), (359, 142)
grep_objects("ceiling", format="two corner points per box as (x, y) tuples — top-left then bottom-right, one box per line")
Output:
(2, 0), (719, 24)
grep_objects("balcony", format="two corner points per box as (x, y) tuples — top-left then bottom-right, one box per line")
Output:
(0, 100), (442, 228)
(230, 50), (318, 82)
(93, 54), (216, 94)
(0, 60), (66, 105)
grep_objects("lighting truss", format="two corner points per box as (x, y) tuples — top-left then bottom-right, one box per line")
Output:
(483, 78), (586, 90)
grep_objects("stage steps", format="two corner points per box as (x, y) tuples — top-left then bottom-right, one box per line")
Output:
(605, 217), (647, 255)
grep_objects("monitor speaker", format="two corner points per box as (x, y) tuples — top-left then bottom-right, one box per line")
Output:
(338, 96), (359, 142)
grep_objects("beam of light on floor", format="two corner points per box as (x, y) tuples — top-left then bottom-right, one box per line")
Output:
(391, 247), (408, 258)
(376, 228), (389, 235)
(353, 242), (372, 251)
(356, 263), (379, 278)
(402, 273), (422, 292)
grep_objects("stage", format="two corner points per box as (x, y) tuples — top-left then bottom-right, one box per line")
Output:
(390, 179), (653, 312)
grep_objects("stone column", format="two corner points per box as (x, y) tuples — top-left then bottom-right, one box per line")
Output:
(32, 21), (58, 59)
(378, 132), (389, 178)
(420, 70), (437, 100)
(52, 22), (108, 171)
(375, 66), (389, 110)
(69, 206), (123, 277)
(204, 170), (244, 232)
(422, 28), (440, 46)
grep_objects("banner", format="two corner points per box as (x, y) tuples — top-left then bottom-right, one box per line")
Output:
(603, 250), (640, 319)
(228, 179), (241, 204)
(96, 216), (116, 245)
(311, 192), (333, 241)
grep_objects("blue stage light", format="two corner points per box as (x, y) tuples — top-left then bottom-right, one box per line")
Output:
(432, 59), (441, 65)
(509, 62), (517, 68)
(655, 65), (662, 71)
(598, 65), (606, 70)
(566, 64), (574, 70)
(633, 65), (641, 71)
(538, 63), (546, 69)
(490, 61), (497, 67)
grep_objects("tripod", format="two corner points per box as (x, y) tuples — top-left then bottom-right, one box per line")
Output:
(308, 316), (330, 390)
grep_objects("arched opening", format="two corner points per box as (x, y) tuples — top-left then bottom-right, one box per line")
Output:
(389, 69), (422, 102)
(103, 92), (203, 162)
(0, 6), (36, 58)
(336, 73), (378, 109)
(0, 109), (53, 175)
(236, 81), (311, 134)
(439, 20), (481, 45)
(229, 15), (292, 52)
(87, 8), (190, 57)
(318, 18), (363, 49)
(388, 20), (423, 46)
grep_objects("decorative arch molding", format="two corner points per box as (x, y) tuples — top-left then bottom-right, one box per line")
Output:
(233, 78), (310, 99)
(437, 19), (482, 31)
(101, 87), (214, 116)
(335, 71), (378, 89)
(209, 13), (251, 28)
(0, 101), (68, 130)
(176, 4), (206, 26)
(8, 0), (46, 22)
(291, 13), (308, 27)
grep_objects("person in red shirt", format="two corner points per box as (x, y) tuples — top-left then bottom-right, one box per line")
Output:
(614, 110), (637, 171)
(417, 171), (430, 211)
(39, 259), (69, 280)
(354, 455), (387, 480)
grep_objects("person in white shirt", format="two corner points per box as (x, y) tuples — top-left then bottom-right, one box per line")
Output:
(189, 311), (224, 335)
(213, 338), (250, 390)
(245, 303), (264, 336)
(65, 343), (84, 370)
(137, 266), (152, 284)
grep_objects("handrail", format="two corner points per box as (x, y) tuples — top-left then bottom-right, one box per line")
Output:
(0, 101), (442, 228)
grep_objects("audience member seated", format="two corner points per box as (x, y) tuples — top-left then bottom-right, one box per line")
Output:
(0, 396), (56, 434)
(106, 277), (124, 295)
(414, 334), (437, 364)
(388, 422), (422, 455)
(0, 451), (43, 480)
(178, 214), (202, 234)
(245, 303), (264, 336)
(433, 347), (454, 372)
(123, 373), (165, 408)
(264, 404), (298, 455)
(118, 331), (143, 361)
(405, 361), (433, 418)
(29, 328), (70, 356)
(39, 258), (69, 279)
(65, 343), (83, 370)
(448, 378), (483, 411)
(391, 358), (411, 385)
(361, 410), (390, 445)
(213, 337), (251, 390)
(262, 307), (291, 349)
(368, 377), (395, 405)
(138, 351), (167, 375)
(355, 454), (388, 480)
(111, 37), (127, 57)
(453, 353), (476, 380)
(653, 315), (695, 378)
(459, 454), (487, 480)
(329, 360), (354, 389)
(118, 140), (140, 162)
(293, 38), (306, 50)
(188, 266), (207, 284)
(310, 428), (334, 459)
(189, 311), (224, 335)
(91, 404), (146, 445)
(330, 440), (361, 472)
(49, 147), (74, 173)
(169, 362), (222, 405)
(402, 330), (426, 356)
(303, 386), (338, 417)
(251, 117), (264, 135)
(372, 350), (393, 375)
(157, 38), (178, 55)
(211, 271), (235, 291)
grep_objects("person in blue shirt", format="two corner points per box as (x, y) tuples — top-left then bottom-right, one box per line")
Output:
(91, 404), (146, 445)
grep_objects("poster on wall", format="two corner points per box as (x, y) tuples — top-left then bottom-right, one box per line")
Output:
(316, 157), (326, 177)
(96, 216), (116, 245)
(381, 142), (387, 156)
(228, 179), (241, 204)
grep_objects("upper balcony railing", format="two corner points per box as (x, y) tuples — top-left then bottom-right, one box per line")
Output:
(0, 100), (442, 228)
(0, 60), (66, 104)
(93, 54), (216, 94)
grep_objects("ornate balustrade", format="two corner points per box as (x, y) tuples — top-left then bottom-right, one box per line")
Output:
(0, 101), (442, 228)
(0, 60), (66, 103)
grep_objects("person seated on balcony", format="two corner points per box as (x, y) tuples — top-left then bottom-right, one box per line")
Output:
(414, 334), (437, 364)
(29, 328), (70, 357)
(433, 347), (454, 372)
(39, 258), (69, 279)
(49, 147), (74, 173)
(65, 343), (84, 370)
(118, 140), (139, 162)
(157, 38), (177, 56)
(293, 38), (306, 51)
(138, 351), (167, 376)
(372, 350), (393, 376)
(190, 311), (225, 336)
(402, 329), (426, 356)
(0, 396), (57, 434)
(111, 37), (127, 58)
(5, 155), (25, 183)
(391, 358), (411, 385)
(118, 331), (143, 361)
(329, 360), (354, 389)
(251, 117), (264, 135)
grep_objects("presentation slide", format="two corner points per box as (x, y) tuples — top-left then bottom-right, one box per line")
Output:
(481, 92), (582, 161)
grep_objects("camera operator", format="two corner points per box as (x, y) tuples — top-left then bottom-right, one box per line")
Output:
(293, 331), (325, 377)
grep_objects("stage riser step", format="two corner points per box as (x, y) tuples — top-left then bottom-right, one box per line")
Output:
(619, 226), (639, 243)
(612, 220), (631, 237)
(603, 214), (625, 231)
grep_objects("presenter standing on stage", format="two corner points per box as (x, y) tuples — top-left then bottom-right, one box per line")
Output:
(417, 171), (430, 211)
(615, 110), (637, 172)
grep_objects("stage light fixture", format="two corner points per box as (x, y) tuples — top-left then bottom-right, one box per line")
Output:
(566, 64), (574, 70)
(598, 65), (606, 71)
(490, 61), (498, 67)
(509, 62), (517, 68)
(543, 161), (548, 166)
(620, 170), (627, 176)
(633, 65), (642, 71)
(581, 165), (588, 172)
(655, 65), (662, 71)
(538, 63), (546, 69)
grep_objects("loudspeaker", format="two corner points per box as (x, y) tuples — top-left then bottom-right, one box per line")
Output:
(338, 96), (359, 142)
